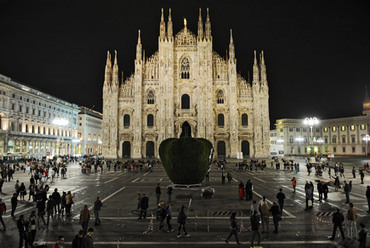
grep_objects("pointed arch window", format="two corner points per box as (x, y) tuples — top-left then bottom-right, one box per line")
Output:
(218, 114), (225, 127)
(123, 114), (130, 128)
(181, 94), (190, 109)
(147, 114), (154, 127)
(241, 114), (248, 126)
(181, 58), (190, 79)
(147, 90), (155, 104)
(217, 90), (225, 104)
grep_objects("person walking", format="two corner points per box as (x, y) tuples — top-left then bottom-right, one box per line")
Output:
(138, 194), (148, 220)
(291, 177), (296, 193)
(167, 185), (173, 203)
(93, 196), (103, 226)
(330, 208), (345, 241)
(27, 211), (37, 248)
(360, 170), (365, 184)
(72, 230), (84, 248)
(11, 192), (18, 217)
(82, 228), (94, 248)
(80, 205), (90, 235)
(305, 186), (313, 210)
(245, 179), (253, 201)
(358, 223), (367, 248)
(0, 198), (6, 231)
(65, 191), (74, 216)
(177, 205), (189, 238)
(260, 201), (270, 233)
(344, 181), (350, 204)
(346, 203), (358, 239)
(17, 215), (29, 248)
(352, 167), (356, 178)
(317, 181), (323, 202)
(238, 181), (245, 200)
(165, 203), (174, 232)
(52, 188), (61, 214)
(225, 212), (241, 244)
(46, 195), (55, 227)
(157, 201), (166, 231)
(276, 188), (285, 214)
(36, 198), (46, 227)
(19, 182), (26, 201)
(250, 210), (261, 247)
(323, 183), (329, 201)
(270, 202), (281, 234)
(155, 183), (161, 206)
(334, 176), (340, 192)
(366, 186), (370, 213)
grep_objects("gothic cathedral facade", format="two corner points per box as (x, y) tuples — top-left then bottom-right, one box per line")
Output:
(102, 8), (270, 159)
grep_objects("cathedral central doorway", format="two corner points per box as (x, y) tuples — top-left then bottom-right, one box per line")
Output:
(217, 141), (226, 158)
(122, 141), (131, 158)
(146, 141), (154, 158)
(180, 121), (191, 138)
(241, 140), (250, 157)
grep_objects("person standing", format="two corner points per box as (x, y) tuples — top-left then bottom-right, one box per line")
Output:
(27, 211), (37, 248)
(352, 167), (356, 178)
(330, 208), (345, 241)
(358, 223), (367, 248)
(344, 181), (350, 204)
(291, 177), (296, 193)
(323, 183), (329, 201)
(260, 201), (270, 233)
(245, 179), (253, 201)
(155, 183), (161, 206)
(0, 198), (6, 231)
(165, 203), (173, 232)
(17, 215), (28, 248)
(250, 210), (261, 247)
(36, 198), (46, 227)
(276, 188), (285, 214)
(305, 186), (313, 210)
(65, 191), (74, 216)
(80, 205), (90, 235)
(138, 194), (149, 220)
(270, 202), (280, 234)
(11, 193), (18, 217)
(360, 170), (365, 184)
(52, 188), (61, 214)
(167, 185), (173, 203)
(72, 230), (84, 248)
(366, 186), (370, 213)
(93, 196), (103, 226)
(346, 203), (358, 239)
(334, 176), (340, 192)
(225, 212), (241, 244)
(317, 181), (324, 202)
(82, 228), (94, 248)
(177, 205), (189, 238)
(46, 195), (55, 227)
(52, 235), (66, 248)
(238, 181), (245, 200)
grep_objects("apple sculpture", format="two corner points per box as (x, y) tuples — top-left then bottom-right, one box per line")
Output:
(159, 137), (213, 184)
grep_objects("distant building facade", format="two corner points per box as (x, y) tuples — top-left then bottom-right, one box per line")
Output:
(0, 74), (79, 159)
(77, 106), (102, 156)
(102, 8), (270, 159)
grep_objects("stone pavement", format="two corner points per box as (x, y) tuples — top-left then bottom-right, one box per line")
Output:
(0, 157), (369, 248)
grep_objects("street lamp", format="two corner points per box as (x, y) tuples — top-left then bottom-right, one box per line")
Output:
(362, 134), (370, 156)
(303, 117), (320, 155)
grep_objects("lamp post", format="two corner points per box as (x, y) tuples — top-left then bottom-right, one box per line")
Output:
(303, 117), (319, 155)
(362, 134), (370, 156)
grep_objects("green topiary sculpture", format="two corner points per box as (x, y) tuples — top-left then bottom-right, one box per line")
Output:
(159, 137), (213, 184)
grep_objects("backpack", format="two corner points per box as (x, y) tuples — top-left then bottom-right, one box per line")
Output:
(0, 203), (6, 214)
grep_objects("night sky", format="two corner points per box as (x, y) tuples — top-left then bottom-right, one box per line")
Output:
(1, 0), (369, 127)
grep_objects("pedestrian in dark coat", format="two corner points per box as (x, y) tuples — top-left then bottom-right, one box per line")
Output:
(139, 194), (149, 220)
(330, 208), (345, 241)
(323, 183), (329, 200)
(358, 223), (367, 248)
(82, 228), (94, 248)
(270, 202), (280, 233)
(250, 210), (261, 246)
(177, 205), (188, 237)
(167, 185), (173, 203)
(80, 205), (90, 235)
(276, 188), (285, 214)
(93, 197), (103, 225)
(225, 212), (241, 244)
(317, 181), (323, 202)
(366, 186), (370, 213)
(11, 193), (18, 217)
(360, 170), (365, 184)
(344, 181), (350, 203)
(72, 230), (84, 248)
(155, 183), (161, 205)
(17, 215), (29, 248)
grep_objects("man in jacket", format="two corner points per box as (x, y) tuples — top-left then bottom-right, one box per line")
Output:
(346, 203), (357, 239)
(27, 211), (38, 247)
(250, 210), (261, 246)
(260, 201), (270, 233)
(225, 212), (241, 244)
(317, 181), (324, 202)
(330, 208), (345, 241)
(80, 205), (91, 235)
(52, 188), (61, 214)
(177, 205), (189, 238)
(82, 228), (94, 248)
(270, 202), (280, 233)
(155, 183), (161, 206)
(344, 181), (350, 204)
(276, 188), (285, 214)
(72, 230), (84, 248)
(17, 215), (28, 248)
(358, 223), (367, 248)
(93, 196), (103, 225)
(10, 192), (17, 218)
(138, 194), (149, 220)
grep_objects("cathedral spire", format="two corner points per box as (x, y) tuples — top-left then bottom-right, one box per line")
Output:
(252, 50), (260, 85)
(197, 8), (203, 41)
(205, 8), (212, 41)
(121, 70), (124, 85)
(229, 29), (235, 62)
(112, 50), (119, 87)
(136, 30), (142, 62)
(167, 8), (173, 40)
(260, 50), (268, 87)
(104, 51), (112, 86)
(159, 8), (166, 41)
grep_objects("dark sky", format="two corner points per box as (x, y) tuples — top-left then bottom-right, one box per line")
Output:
(1, 0), (370, 127)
